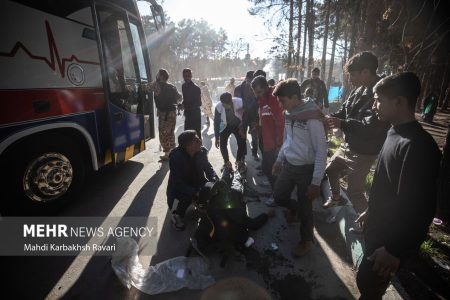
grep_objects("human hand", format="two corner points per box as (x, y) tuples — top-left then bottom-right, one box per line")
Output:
(215, 139), (220, 149)
(272, 161), (282, 175)
(306, 184), (320, 201)
(326, 117), (342, 129)
(367, 247), (400, 278)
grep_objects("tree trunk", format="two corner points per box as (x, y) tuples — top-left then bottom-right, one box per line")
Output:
(300, 1), (308, 82)
(437, 125), (450, 221)
(295, 0), (303, 79)
(439, 58), (450, 107)
(287, 0), (295, 77)
(349, 0), (361, 58)
(320, 0), (331, 78)
(327, 10), (341, 89)
(307, 0), (315, 75)
(361, 0), (383, 51)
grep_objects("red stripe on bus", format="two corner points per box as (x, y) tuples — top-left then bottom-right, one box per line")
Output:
(0, 88), (106, 125)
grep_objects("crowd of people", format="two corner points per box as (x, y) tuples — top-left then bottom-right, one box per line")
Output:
(146, 51), (442, 300)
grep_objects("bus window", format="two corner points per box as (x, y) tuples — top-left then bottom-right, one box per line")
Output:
(99, 10), (139, 114)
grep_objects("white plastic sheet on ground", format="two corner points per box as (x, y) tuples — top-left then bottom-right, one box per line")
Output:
(111, 237), (215, 295)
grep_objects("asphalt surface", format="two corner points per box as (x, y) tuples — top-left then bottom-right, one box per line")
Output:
(2, 116), (397, 300)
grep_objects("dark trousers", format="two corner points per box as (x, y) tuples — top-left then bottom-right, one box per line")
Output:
(167, 191), (192, 218)
(244, 123), (258, 156)
(356, 255), (391, 300)
(219, 125), (246, 163)
(261, 149), (278, 188)
(273, 162), (314, 241)
(184, 107), (201, 138)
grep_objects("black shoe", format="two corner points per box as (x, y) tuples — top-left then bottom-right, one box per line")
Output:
(171, 213), (186, 231)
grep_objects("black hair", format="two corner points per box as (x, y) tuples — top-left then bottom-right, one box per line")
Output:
(245, 71), (255, 80)
(251, 75), (269, 89)
(254, 69), (266, 78)
(273, 78), (302, 99)
(182, 68), (192, 75)
(178, 130), (197, 148)
(157, 68), (169, 81)
(220, 92), (232, 103)
(373, 72), (421, 109)
(312, 67), (320, 74)
(268, 79), (276, 86)
(344, 51), (378, 75)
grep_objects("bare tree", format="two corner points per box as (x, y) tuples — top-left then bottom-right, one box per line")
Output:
(287, 0), (295, 77)
(295, 0), (303, 79)
(307, 0), (315, 75)
(320, 0), (331, 78)
(327, 6), (341, 89)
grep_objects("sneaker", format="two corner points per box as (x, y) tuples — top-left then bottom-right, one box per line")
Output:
(323, 197), (346, 208)
(171, 213), (185, 231)
(292, 241), (313, 257)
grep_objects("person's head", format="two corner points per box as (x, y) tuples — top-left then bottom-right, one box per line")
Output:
(245, 71), (255, 83)
(200, 81), (206, 86)
(273, 78), (303, 112)
(305, 87), (314, 98)
(156, 69), (169, 82)
(230, 78), (235, 84)
(178, 130), (202, 156)
(373, 72), (421, 123)
(220, 92), (233, 105)
(344, 51), (378, 87)
(251, 75), (269, 99)
(311, 67), (320, 79)
(182, 68), (192, 83)
(268, 79), (276, 87)
(254, 69), (266, 78)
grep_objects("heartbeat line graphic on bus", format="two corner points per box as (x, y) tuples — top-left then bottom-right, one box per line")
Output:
(0, 20), (100, 78)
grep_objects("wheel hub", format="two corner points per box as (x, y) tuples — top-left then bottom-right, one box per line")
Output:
(23, 153), (73, 202)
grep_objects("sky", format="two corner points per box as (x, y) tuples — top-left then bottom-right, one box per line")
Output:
(137, 0), (275, 58)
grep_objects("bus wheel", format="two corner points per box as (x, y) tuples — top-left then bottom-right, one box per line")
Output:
(3, 135), (86, 215)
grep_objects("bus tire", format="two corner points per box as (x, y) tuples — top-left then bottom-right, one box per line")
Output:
(1, 134), (86, 215)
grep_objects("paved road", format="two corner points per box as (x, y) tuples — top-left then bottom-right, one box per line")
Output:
(3, 116), (365, 300)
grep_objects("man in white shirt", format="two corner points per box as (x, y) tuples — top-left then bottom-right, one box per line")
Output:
(272, 79), (327, 257)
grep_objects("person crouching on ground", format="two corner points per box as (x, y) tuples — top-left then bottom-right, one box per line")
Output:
(355, 72), (441, 299)
(214, 92), (247, 171)
(271, 79), (328, 257)
(167, 130), (218, 231)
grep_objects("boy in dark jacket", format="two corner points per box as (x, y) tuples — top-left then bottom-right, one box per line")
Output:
(355, 72), (441, 299)
(324, 52), (390, 227)
(167, 130), (218, 230)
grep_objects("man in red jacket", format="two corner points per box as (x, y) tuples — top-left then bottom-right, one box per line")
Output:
(251, 76), (285, 189)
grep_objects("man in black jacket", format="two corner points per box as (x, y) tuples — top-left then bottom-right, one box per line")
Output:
(167, 130), (218, 230)
(324, 52), (390, 223)
(355, 72), (441, 300)
(182, 68), (202, 138)
(300, 67), (329, 111)
(235, 71), (259, 160)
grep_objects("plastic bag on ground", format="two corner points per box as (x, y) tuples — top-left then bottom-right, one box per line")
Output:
(111, 237), (215, 295)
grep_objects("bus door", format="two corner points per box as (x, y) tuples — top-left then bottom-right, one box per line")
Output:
(128, 16), (155, 141)
(96, 5), (151, 164)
